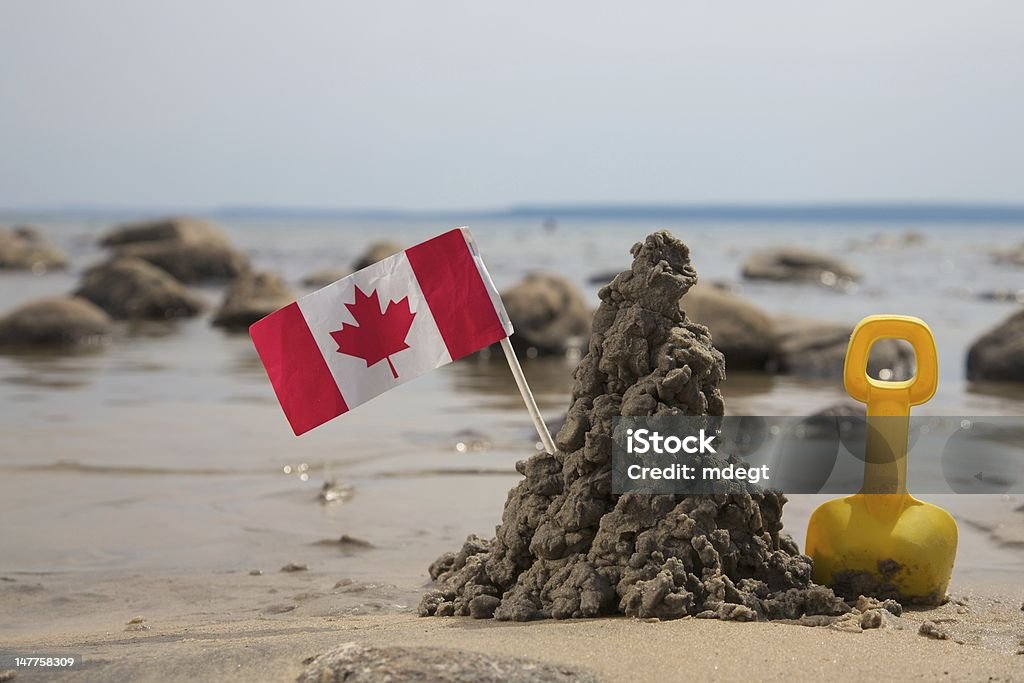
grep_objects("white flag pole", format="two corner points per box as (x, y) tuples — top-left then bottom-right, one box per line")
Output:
(500, 337), (556, 454)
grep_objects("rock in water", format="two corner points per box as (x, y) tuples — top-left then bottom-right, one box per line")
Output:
(212, 271), (295, 330)
(100, 216), (227, 246)
(75, 257), (205, 320)
(992, 243), (1024, 267)
(301, 267), (352, 289)
(500, 274), (591, 357)
(0, 228), (67, 272)
(352, 241), (402, 271)
(101, 217), (250, 283)
(0, 296), (111, 348)
(742, 247), (861, 286)
(419, 231), (848, 622)
(772, 315), (916, 379)
(966, 309), (1024, 383)
(679, 284), (777, 371)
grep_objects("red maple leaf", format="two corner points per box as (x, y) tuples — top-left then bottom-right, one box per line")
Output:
(329, 286), (416, 378)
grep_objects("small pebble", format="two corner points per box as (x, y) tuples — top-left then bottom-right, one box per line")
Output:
(919, 620), (950, 640)
(881, 599), (903, 616)
(249, 569), (263, 576)
(860, 609), (887, 630)
(280, 563), (309, 573)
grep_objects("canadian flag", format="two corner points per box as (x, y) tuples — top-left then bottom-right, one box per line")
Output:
(250, 228), (513, 435)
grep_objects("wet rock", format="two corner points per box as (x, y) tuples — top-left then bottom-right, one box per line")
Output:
(101, 216), (223, 246)
(117, 241), (250, 284)
(75, 257), (205, 320)
(500, 274), (590, 357)
(976, 288), (1024, 304)
(771, 316), (915, 379)
(298, 642), (597, 683)
(103, 217), (249, 283)
(679, 284), (777, 371)
(992, 244), (1024, 267)
(301, 267), (352, 289)
(0, 296), (111, 348)
(966, 309), (1024, 383)
(742, 247), (861, 286)
(12, 225), (42, 241)
(420, 231), (847, 622)
(212, 271), (295, 330)
(352, 241), (402, 271)
(0, 228), (67, 272)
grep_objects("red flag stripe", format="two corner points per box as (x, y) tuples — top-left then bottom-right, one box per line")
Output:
(250, 302), (349, 435)
(406, 229), (509, 361)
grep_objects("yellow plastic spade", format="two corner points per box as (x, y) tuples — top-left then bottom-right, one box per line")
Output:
(805, 315), (957, 604)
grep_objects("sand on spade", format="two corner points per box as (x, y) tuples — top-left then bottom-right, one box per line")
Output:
(419, 231), (849, 622)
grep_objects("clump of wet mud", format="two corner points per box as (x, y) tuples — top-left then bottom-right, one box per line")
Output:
(419, 231), (850, 622)
(832, 560), (903, 602)
(833, 560), (941, 605)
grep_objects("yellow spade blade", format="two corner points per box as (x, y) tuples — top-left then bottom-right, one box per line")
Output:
(805, 315), (958, 605)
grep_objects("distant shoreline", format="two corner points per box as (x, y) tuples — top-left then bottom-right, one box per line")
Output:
(4, 202), (1024, 224)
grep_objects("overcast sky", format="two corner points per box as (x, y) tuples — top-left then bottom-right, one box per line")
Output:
(2, 1), (1023, 210)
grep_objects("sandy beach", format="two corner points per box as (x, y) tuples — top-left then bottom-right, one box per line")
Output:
(2, 572), (1022, 681)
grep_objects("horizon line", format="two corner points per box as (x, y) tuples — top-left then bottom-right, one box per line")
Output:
(4, 200), (1024, 223)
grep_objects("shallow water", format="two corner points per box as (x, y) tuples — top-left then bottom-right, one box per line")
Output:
(0, 219), (1022, 606)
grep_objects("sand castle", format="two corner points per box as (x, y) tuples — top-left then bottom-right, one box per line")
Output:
(420, 231), (850, 621)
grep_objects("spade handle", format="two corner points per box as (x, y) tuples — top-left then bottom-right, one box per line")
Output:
(844, 316), (938, 495)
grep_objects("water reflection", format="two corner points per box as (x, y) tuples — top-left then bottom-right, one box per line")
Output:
(121, 320), (187, 339)
(0, 350), (104, 390)
(447, 354), (574, 411)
